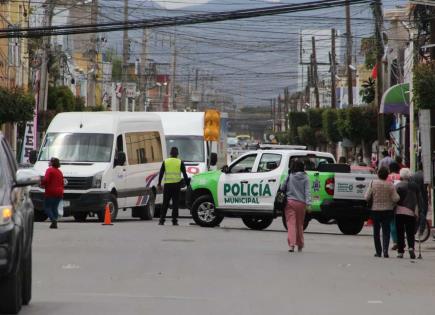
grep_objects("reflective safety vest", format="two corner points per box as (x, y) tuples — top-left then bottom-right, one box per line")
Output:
(164, 158), (182, 184)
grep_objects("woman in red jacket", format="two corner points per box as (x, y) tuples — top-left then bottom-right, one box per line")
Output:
(42, 157), (64, 229)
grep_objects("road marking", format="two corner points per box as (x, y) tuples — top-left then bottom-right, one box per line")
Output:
(367, 300), (383, 304)
(69, 292), (211, 301)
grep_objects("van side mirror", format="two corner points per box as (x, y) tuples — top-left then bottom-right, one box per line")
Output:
(210, 153), (218, 166)
(115, 151), (126, 166)
(29, 150), (38, 164)
(221, 165), (229, 174)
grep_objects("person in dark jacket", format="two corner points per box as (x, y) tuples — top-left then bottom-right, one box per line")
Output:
(42, 157), (64, 229)
(158, 147), (190, 226)
(395, 168), (422, 259)
(411, 162), (428, 235)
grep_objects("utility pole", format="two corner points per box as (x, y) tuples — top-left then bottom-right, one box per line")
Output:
(171, 34), (177, 111)
(345, 0), (353, 107)
(373, 0), (385, 147)
(87, 0), (98, 107)
(39, 0), (55, 133)
(121, 0), (129, 111)
(312, 36), (320, 108)
(330, 28), (337, 109)
(138, 28), (148, 111)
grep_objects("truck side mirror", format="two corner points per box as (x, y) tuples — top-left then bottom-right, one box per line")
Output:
(210, 153), (218, 166)
(29, 150), (38, 164)
(115, 151), (126, 166)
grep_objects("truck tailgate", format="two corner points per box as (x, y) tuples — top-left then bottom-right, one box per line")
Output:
(333, 173), (377, 200)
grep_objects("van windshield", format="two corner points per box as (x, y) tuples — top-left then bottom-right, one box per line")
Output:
(166, 136), (205, 163)
(39, 133), (114, 163)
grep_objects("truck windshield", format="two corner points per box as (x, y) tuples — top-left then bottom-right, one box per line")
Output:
(39, 133), (114, 163)
(290, 156), (334, 171)
(166, 136), (205, 163)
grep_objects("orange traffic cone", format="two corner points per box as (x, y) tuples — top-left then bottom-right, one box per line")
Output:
(102, 203), (113, 226)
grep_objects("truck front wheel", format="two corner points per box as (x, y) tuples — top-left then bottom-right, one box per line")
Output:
(191, 195), (223, 227)
(337, 218), (365, 235)
(242, 216), (273, 230)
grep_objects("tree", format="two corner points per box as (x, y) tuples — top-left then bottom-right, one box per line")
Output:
(322, 109), (341, 143)
(0, 88), (35, 125)
(360, 77), (376, 105)
(413, 61), (435, 109)
(297, 125), (316, 148)
(360, 36), (377, 69)
(112, 56), (122, 81)
(47, 86), (76, 112)
(288, 112), (308, 144)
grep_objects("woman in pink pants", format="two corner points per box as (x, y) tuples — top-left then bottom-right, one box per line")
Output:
(281, 159), (311, 252)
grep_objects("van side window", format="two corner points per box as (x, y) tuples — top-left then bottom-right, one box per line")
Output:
(125, 132), (163, 165)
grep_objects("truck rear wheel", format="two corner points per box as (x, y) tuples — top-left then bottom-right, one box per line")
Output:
(282, 213), (310, 231)
(191, 195), (223, 227)
(337, 218), (365, 235)
(242, 216), (273, 230)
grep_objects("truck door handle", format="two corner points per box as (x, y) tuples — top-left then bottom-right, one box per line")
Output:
(355, 177), (365, 181)
(240, 181), (248, 184)
(268, 179), (276, 182)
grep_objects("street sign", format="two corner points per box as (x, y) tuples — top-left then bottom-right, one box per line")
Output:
(126, 83), (136, 98)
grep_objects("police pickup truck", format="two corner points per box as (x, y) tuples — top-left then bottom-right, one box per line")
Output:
(186, 147), (375, 235)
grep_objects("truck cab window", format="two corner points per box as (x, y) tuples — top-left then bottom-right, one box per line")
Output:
(258, 153), (281, 172)
(229, 154), (257, 173)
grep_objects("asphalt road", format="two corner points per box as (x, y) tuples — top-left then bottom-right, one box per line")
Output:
(20, 211), (435, 315)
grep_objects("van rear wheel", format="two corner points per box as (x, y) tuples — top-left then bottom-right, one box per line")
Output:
(139, 193), (155, 220)
(242, 216), (273, 230)
(191, 195), (223, 227)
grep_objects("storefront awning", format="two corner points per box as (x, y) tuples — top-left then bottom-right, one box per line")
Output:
(380, 83), (410, 115)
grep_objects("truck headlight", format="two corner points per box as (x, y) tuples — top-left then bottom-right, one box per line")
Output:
(92, 172), (103, 188)
(0, 206), (12, 225)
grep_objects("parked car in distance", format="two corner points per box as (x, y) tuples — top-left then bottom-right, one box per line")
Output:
(0, 133), (39, 314)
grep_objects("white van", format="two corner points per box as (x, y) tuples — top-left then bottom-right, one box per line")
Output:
(153, 112), (227, 211)
(30, 112), (166, 222)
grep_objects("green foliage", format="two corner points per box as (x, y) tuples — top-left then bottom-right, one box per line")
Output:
(413, 61), (435, 109)
(275, 131), (289, 144)
(112, 57), (122, 81)
(288, 112), (308, 143)
(360, 36), (377, 69)
(307, 108), (324, 129)
(0, 88), (35, 125)
(297, 125), (316, 147)
(48, 86), (76, 112)
(322, 109), (341, 143)
(360, 77), (376, 105)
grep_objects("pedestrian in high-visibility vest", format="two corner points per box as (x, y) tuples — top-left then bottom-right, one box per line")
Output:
(158, 147), (190, 225)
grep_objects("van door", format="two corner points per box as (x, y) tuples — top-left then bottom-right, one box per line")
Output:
(217, 153), (262, 210)
(113, 134), (127, 208)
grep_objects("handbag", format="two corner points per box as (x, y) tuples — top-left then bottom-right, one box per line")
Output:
(274, 174), (291, 216)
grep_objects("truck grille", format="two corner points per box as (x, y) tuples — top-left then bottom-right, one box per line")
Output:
(64, 177), (93, 190)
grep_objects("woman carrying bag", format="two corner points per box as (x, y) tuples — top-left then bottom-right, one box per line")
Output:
(281, 159), (311, 253)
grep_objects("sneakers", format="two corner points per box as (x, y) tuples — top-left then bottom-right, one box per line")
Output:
(397, 253), (404, 258)
(158, 221), (164, 226)
(392, 244), (398, 251)
(49, 221), (58, 229)
(288, 246), (295, 252)
(409, 249), (416, 259)
(172, 221), (179, 226)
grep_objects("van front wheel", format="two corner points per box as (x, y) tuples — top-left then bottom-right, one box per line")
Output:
(191, 195), (223, 227)
(139, 193), (155, 220)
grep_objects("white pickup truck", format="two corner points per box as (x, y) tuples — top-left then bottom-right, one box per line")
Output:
(186, 148), (376, 235)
